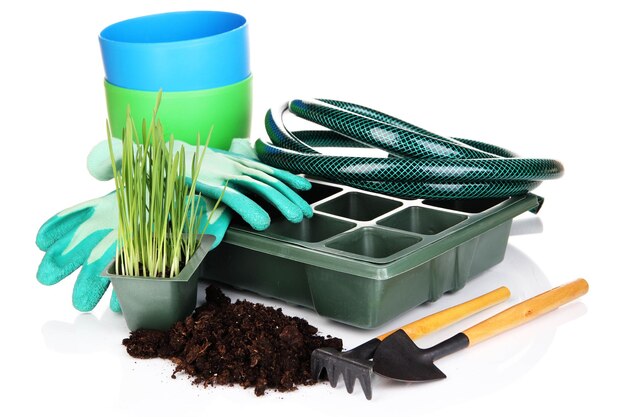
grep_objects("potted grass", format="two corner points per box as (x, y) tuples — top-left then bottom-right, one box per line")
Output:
(102, 98), (219, 331)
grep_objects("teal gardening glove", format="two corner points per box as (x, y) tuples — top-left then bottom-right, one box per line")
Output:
(36, 193), (231, 313)
(87, 138), (313, 230)
(36, 139), (313, 312)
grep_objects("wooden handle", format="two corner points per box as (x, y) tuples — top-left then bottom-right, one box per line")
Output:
(378, 286), (511, 341)
(463, 278), (589, 346)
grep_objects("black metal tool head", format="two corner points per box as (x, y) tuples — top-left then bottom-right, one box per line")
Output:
(311, 338), (381, 400)
(372, 329), (451, 382)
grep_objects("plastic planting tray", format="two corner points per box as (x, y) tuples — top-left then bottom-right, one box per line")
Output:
(202, 178), (542, 328)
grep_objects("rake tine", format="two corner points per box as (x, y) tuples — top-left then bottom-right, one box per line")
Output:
(326, 364), (339, 387)
(344, 369), (356, 393)
(357, 373), (373, 400)
(311, 355), (325, 380)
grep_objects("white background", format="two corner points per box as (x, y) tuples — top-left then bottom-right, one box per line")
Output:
(1, 0), (625, 416)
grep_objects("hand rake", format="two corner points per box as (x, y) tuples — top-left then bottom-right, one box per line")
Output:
(311, 286), (510, 399)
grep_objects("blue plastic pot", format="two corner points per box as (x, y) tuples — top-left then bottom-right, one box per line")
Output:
(99, 11), (250, 91)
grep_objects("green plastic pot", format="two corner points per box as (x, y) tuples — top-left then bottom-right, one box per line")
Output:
(103, 234), (215, 331)
(104, 76), (252, 150)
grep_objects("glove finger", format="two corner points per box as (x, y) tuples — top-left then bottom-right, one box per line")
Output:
(192, 196), (232, 248)
(259, 166), (311, 191)
(202, 206), (233, 249)
(110, 290), (122, 313)
(36, 192), (117, 250)
(37, 228), (112, 286)
(72, 242), (116, 312)
(195, 182), (271, 231)
(87, 139), (122, 181)
(238, 167), (313, 218)
(229, 175), (304, 223)
(228, 138), (260, 160)
(36, 206), (95, 251)
(216, 147), (312, 191)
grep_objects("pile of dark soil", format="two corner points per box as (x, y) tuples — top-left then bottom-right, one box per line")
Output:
(122, 285), (343, 396)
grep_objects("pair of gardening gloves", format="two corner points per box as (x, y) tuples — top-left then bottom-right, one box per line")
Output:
(36, 138), (313, 313)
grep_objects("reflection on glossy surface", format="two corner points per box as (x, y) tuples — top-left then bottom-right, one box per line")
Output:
(322, 244), (587, 406)
(41, 308), (128, 354)
(510, 216), (544, 236)
(40, 244), (587, 410)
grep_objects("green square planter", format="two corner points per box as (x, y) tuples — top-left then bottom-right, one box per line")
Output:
(102, 234), (215, 331)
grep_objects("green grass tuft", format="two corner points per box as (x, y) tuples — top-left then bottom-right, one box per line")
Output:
(107, 93), (216, 278)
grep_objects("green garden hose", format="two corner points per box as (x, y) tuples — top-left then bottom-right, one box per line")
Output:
(254, 99), (563, 199)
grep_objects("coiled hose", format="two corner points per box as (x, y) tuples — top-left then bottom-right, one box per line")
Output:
(254, 99), (563, 200)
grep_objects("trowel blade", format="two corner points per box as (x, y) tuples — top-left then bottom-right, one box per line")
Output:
(372, 330), (447, 382)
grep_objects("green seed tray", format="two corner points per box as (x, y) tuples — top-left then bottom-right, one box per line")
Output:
(202, 178), (541, 329)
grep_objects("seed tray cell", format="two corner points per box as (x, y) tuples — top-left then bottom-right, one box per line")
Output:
(325, 227), (422, 260)
(317, 192), (403, 221)
(202, 178), (541, 328)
